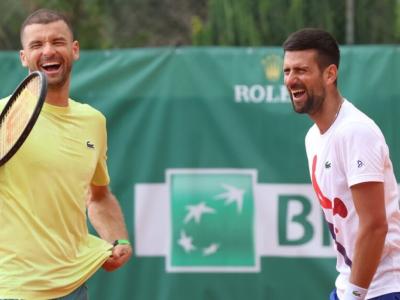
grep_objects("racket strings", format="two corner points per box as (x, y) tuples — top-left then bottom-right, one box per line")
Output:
(0, 77), (41, 158)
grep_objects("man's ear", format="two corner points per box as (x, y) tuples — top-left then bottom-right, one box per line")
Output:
(72, 40), (80, 61)
(325, 64), (338, 85)
(20, 50), (28, 67)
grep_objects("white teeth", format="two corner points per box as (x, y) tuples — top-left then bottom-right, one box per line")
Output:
(292, 89), (306, 99)
(42, 62), (60, 67)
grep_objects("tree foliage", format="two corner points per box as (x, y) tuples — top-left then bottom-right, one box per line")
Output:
(192, 0), (346, 45)
(0, 0), (399, 50)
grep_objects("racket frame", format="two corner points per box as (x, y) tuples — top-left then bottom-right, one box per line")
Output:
(0, 71), (47, 166)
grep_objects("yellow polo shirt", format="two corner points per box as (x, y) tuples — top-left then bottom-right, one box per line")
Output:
(0, 99), (112, 299)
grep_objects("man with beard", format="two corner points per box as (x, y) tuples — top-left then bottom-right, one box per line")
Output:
(283, 28), (400, 300)
(0, 9), (132, 300)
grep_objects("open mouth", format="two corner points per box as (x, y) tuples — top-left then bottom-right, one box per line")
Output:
(41, 62), (61, 73)
(291, 89), (306, 99)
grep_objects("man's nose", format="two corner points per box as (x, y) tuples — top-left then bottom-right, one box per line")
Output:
(284, 72), (297, 87)
(42, 43), (56, 56)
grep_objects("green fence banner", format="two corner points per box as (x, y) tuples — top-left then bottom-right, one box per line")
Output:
(1, 46), (399, 300)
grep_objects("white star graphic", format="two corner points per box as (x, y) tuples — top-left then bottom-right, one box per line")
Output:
(203, 243), (219, 256)
(178, 230), (196, 253)
(214, 184), (245, 213)
(184, 202), (215, 224)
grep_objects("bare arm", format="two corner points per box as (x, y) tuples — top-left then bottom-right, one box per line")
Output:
(350, 181), (388, 288)
(87, 184), (132, 271)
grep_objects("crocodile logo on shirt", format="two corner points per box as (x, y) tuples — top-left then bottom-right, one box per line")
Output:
(86, 141), (95, 149)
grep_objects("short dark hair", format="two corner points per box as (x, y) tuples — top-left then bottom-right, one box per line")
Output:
(20, 8), (74, 45)
(283, 28), (340, 70)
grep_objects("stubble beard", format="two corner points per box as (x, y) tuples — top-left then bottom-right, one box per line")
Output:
(290, 90), (325, 115)
(48, 75), (68, 90)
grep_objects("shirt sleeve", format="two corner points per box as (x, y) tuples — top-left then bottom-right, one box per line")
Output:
(336, 122), (387, 187)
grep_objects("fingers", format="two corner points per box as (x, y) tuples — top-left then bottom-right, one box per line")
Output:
(102, 244), (132, 272)
(103, 256), (125, 272)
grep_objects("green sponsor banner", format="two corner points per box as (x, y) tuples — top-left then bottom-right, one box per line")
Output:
(168, 170), (256, 271)
(0, 46), (399, 299)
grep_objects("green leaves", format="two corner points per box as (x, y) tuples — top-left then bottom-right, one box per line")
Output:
(0, 0), (399, 49)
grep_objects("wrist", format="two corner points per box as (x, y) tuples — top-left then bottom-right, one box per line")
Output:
(113, 239), (130, 247)
(342, 282), (368, 300)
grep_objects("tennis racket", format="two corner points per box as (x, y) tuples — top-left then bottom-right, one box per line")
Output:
(0, 71), (47, 166)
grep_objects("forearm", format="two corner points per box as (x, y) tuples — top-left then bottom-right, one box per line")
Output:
(87, 191), (129, 243)
(350, 223), (387, 288)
